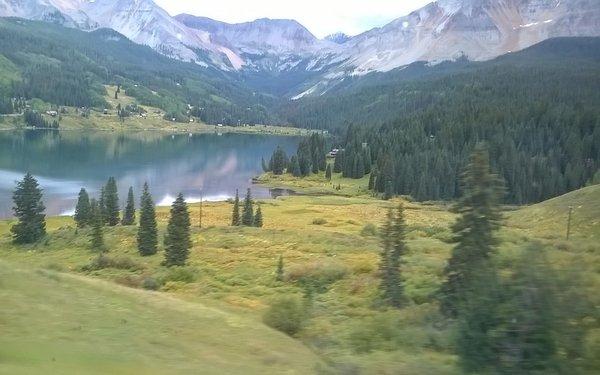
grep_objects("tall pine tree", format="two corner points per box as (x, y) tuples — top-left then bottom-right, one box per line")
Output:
(74, 188), (91, 228)
(137, 183), (158, 256)
(163, 193), (191, 267)
(231, 189), (240, 226)
(11, 173), (46, 244)
(378, 204), (407, 308)
(241, 188), (254, 226)
(121, 186), (135, 226)
(104, 177), (120, 226)
(89, 198), (105, 252)
(254, 205), (263, 227)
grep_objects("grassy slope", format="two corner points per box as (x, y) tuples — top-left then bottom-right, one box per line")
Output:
(0, 261), (322, 375)
(0, 178), (598, 373)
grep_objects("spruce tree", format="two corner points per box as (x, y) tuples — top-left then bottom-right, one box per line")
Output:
(137, 183), (158, 256)
(231, 189), (240, 226)
(378, 204), (407, 308)
(241, 188), (254, 226)
(325, 164), (332, 181)
(104, 177), (120, 226)
(290, 156), (301, 177)
(384, 180), (394, 200)
(368, 168), (377, 190)
(438, 146), (504, 372)
(98, 186), (107, 224)
(333, 150), (344, 173)
(163, 193), (191, 267)
(89, 199), (105, 252)
(269, 146), (288, 175)
(121, 186), (135, 225)
(11, 173), (46, 244)
(439, 145), (504, 318)
(74, 188), (91, 228)
(276, 254), (284, 282)
(254, 205), (263, 227)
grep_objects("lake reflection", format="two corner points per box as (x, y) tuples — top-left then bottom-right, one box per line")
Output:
(0, 130), (299, 218)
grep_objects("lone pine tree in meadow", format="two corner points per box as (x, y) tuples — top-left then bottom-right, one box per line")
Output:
(74, 188), (92, 228)
(231, 189), (240, 226)
(439, 145), (504, 318)
(163, 193), (191, 267)
(11, 173), (46, 244)
(103, 177), (120, 226)
(121, 186), (136, 226)
(254, 205), (263, 227)
(241, 188), (254, 226)
(325, 164), (332, 181)
(378, 204), (407, 308)
(438, 145), (504, 372)
(137, 183), (158, 256)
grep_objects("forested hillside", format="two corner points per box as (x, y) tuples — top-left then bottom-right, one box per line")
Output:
(0, 18), (279, 125)
(286, 38), (600, 204)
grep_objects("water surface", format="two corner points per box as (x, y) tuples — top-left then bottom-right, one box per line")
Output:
(0, 130), (299, 218)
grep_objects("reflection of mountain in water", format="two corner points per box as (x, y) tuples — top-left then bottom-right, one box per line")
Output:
(0, 130), (300, 218)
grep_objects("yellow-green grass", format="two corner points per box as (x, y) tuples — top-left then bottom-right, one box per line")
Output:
(255, 169), (372, 197)
(1, 186), (599, 373)
(0, 261), (322, 375)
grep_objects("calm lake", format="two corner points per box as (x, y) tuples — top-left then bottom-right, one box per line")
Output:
(0, 130), (300, 219)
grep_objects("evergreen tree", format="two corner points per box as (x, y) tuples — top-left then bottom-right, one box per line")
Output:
(104, 177), (120, 226)
(368, 168), (378, 190)
(290, 156), (301, 177)
(276, 254), (284, 282)
(254, 205), (263, 227)
(163, 193), (191, 267)
(231, 189), (240, 226)
(440, 145), (504, 318)
(137, 183), (158, 256)
(333, 150), (344, 174)
(384, 180), (394, 200)
(74, 187), (91, 228)
(378, 204), (407, 307)
(241, 188), (254, 226)
(325, 164), (332, 181)
(121, 186), (135, 225)
(98, 186), (107, 224)
(11, 173), (46, 244)
(269, 146), (289, 175)
(89, 198), (105, 252)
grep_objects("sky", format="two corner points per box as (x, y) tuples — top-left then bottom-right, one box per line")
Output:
(154, 0), (432, 38)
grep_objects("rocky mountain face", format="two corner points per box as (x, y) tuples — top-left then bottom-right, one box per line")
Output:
(0, 0), (598, 95)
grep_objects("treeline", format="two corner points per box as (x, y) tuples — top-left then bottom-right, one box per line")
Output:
(317, 39), (600, 203)
(23, 110), (59, 129)
(263, 134), (327, 177)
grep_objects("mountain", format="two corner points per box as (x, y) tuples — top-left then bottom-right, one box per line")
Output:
(0, 0), (243, 69)
(338, 0), (600, 75)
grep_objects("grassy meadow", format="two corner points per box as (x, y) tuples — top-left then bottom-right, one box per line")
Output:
(1, 170), (599, 373)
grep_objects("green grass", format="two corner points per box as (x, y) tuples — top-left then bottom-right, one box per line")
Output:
(0, 261), (322, 374)
(0, 186), (598, 373)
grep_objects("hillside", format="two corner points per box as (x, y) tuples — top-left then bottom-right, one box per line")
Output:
(0, 18), (279, 125)
(1, 179), (598, 373)
(0, 261), (322, 374)
(507, 184), (600, 240)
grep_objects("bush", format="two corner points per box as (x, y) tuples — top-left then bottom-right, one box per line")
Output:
(312, 218), (327, 225)
(142, 276), (160, 290)
(360, 223), (378, 237)
(82, 255), (142, 272)
(160, 266), (198, 284)
(287, 260), (348, 293)
(263, 295), (307, 336)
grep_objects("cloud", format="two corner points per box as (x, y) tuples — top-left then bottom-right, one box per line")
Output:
(155, 0), (431, 38)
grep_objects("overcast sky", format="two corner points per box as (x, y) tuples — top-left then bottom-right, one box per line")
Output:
(154, 0), (431, 38)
